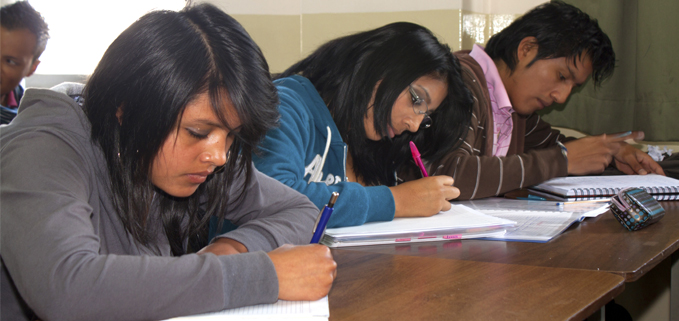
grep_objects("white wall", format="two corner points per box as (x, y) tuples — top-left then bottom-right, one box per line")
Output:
(22, 0), (546, 87)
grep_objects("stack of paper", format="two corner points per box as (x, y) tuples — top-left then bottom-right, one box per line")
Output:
(321, 204), (515, 247)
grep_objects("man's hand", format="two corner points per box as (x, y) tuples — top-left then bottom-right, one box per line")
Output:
(613, 143), (665, 176)
(564, 131), (648, 175)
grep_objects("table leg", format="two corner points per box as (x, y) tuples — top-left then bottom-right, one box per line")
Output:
(672, 251), (679, 321)
(589, 305), (605, 321)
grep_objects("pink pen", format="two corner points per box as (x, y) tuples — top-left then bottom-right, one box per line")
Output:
(409, 141), (428, 177)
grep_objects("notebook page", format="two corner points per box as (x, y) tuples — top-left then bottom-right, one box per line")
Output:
(323, 204), (514, 238)
(459, 198), (610, 242)
(480, 210), (580, 242)
(167, 296), (329, 320)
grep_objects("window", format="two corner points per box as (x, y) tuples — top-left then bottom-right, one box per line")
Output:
(28, 0), (185, 75)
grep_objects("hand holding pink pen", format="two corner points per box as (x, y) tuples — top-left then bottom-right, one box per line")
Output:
(388, 141), (459, 217)
(409, 141), (428, 177)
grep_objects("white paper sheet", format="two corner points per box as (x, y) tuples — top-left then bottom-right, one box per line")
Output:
(167, 296), (329, 321)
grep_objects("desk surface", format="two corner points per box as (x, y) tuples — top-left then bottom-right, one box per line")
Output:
(328, 249), (624, 321)
(342, 201), (679, 282)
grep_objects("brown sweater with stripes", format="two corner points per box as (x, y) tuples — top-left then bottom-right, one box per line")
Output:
(401, 51), (573, 200)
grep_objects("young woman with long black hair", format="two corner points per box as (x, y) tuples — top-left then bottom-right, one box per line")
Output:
(253, 22), (473, 227)
(0, 4), (335, 320)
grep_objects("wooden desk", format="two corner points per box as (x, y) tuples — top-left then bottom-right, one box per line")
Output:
(328, 249), (624, 320)
(342, 201), (679, 282)
(341, 201), (679, 320)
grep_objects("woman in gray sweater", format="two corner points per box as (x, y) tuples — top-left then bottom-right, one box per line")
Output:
(0, 4), (335, 321)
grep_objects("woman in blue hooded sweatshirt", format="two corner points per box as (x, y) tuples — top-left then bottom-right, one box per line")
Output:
(253, 22), (473, 228)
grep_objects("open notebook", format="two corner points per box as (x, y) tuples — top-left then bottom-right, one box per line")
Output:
(458, 198), (610, 242)
(166, 296), (329, 321)
(529, 174), (679, 201)
(320, 204), (515, 247)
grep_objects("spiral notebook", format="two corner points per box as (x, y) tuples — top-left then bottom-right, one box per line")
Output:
(529, 174), (679, 201)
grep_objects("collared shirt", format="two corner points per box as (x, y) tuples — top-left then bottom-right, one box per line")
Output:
(1, 88), (21, 125)
(469, 44), (514, 156)
(6, 90), (18, 108)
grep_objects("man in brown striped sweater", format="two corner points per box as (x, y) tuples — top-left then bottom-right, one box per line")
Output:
(404, 1), (664, 200)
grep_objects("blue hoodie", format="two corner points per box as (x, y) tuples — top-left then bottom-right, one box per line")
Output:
(253, 75), (395, 228)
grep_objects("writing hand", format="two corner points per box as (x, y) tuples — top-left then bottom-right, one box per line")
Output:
(389, 175), (460, 218)
(197, 237), (248, 256)
(613, 143), (665, 176)
(564, 131), (643, 175)
(268, 244), (337, 301)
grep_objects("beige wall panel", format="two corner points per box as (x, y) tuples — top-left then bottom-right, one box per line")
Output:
(206, 0), (545, 15)
(301, 10), (461, 59)
(300, 0), (461, 13)
(231, 15), (301, 73)
(200, 0), (302, 15)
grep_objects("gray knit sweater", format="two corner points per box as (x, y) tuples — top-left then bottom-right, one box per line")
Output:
(0, 83), (318, 321)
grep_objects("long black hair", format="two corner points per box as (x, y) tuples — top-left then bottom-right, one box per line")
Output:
(83, 3), (278, 255)
(278, 22), (472, 185)
(485, 1), (615, 86)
